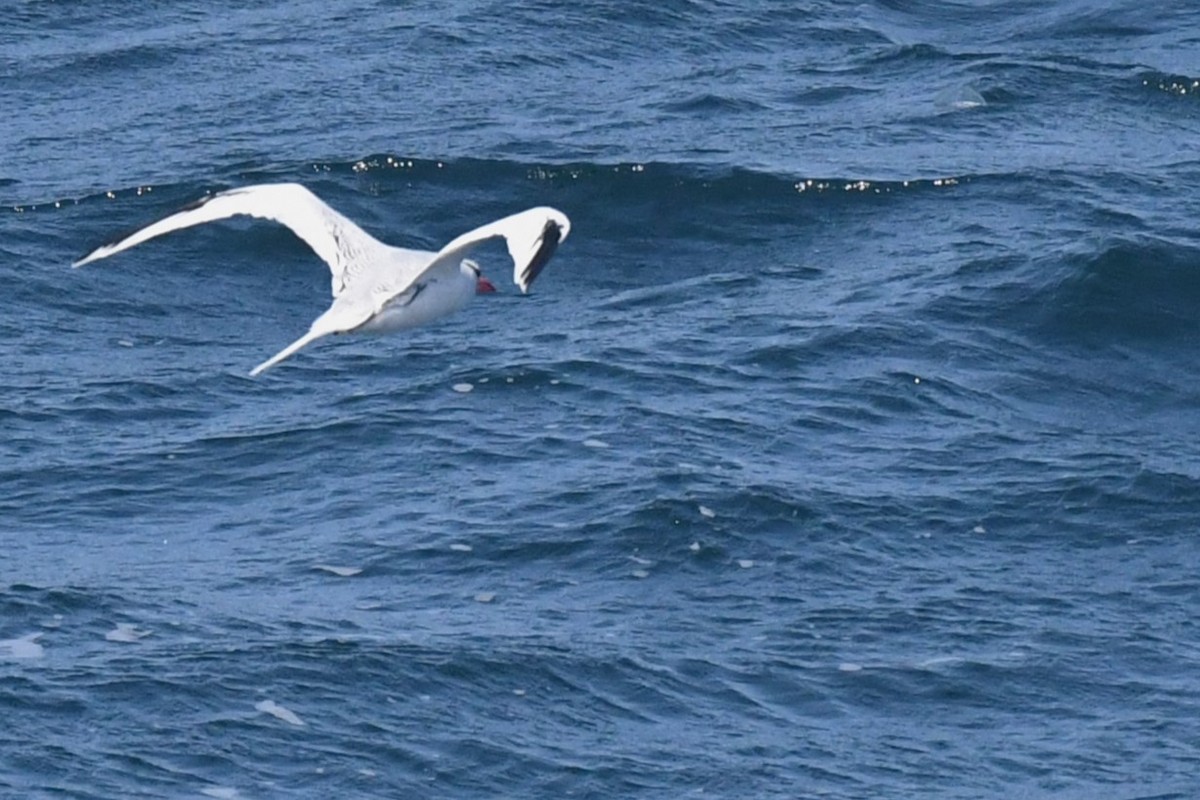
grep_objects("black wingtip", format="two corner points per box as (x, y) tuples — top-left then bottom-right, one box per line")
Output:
(176, 193), (215, 213)
(520, 219), (563, 291)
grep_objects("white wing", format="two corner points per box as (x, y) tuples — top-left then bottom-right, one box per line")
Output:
(73, 183), (389, 297)
(248, 292), (376, 377)
(405, 206), (571, 297)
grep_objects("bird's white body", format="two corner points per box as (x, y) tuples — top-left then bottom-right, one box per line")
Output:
(73, 183), (570, 375)
(355, 258), (477, 335)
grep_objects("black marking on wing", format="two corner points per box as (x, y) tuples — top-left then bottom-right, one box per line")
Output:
(173, 187), (256, 216)
(404, 282), (427, 306)
(330, 226), (348, 291)
(176, 192), (219, 213)
(520, 220), (562, 290)
(384, 281), (427, 309)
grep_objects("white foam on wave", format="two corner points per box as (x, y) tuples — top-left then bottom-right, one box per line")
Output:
(0, 633), (44, 660)
(105, 623), (151, 643)
(935, 84), (987, 112)
(255, 699), (305, 726)
(200, 787), (241, 799)
(313, 564), (362, 577)
(916, 655), (966, 669)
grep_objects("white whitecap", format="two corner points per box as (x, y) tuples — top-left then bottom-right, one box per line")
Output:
(0, 633), (44, 660)
(200, 788), (240, 799)
(699, 505), (716, 518)
(452, 382), (474, 393)
(105, 623), (151, 643)
(935, 84), (987, 112)
(314, 564), (362, 577)
(449, 543), (473, 552)
(582, 438), (610, 449)
(256, 699), (305, 726)
(917, 655), (966, 669)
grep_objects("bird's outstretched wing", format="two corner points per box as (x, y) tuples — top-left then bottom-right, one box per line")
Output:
(247, 293), (376, 377)
(73, 183), (389, 297)
(395, 206), (571, 299)
(364, 206), (572, 302)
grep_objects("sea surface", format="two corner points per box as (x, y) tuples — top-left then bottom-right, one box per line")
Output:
(3, 1), (1200, 798)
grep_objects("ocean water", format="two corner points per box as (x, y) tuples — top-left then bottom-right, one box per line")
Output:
(3, 1), (1200, 797)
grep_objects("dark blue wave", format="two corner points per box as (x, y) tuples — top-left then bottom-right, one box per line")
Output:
(5, 2), (1200, 797)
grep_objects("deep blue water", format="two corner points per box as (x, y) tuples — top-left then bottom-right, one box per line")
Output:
(3, 1), (1200, 798)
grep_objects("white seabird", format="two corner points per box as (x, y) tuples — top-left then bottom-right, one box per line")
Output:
(73, 182), (571, 376)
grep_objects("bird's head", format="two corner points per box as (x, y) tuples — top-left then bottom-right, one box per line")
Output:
(463, 259), (497, 294)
